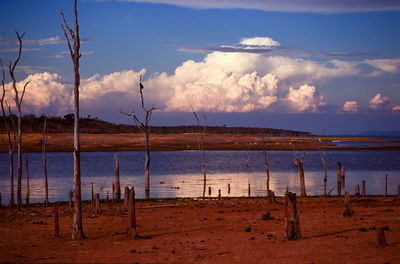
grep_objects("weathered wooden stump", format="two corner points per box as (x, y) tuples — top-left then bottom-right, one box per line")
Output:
(95, 193), (101, 214)
(385, 174), (388, 196)
(337, 162), (342, 196)
(267, 190), (276, 203)
(208, 186), (211, 196)
(362, 180), (366, 196)
(218, 189), (221, 200)
(355, 185), (360, 196)
(126, 187), (137, 238)
(377, 227), (387, 246)
(54, 203), (60, 238)
(343, 192), (355, 217)
(284, 190), (301, 240)
(124, 186), (129, 211)
(106, 190), (109, 204)
(248, 183), (251, 198)
(69, 190), (73, 209)
(295, 157), (306, 197)
(341, 166), (345, 188)
(228, 184), (231, 194)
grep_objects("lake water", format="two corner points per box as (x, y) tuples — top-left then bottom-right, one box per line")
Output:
(0, 150), (399, 204)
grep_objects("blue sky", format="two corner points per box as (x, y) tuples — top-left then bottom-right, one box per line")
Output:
(1, 0), (400, 134)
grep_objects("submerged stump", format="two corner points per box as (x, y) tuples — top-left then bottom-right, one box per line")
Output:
(126, 187), (137, 238)
(284, 190), (301, 240)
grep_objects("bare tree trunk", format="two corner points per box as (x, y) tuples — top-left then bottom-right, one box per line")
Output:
(8, 32), (29, 212)
(95, 193), (101, 214)
(261, 131), (270, 195)
(1, 59), (15, 208)
(91, 182), (94, 208)
(61, 0), (85, 240)
(362, 180), (366, 196)
(144, 133), (150, 199)
(284, 190), (301, 240)
(337, 162), (341, 196)
(42, 118), (49, 206)
(114, 153), (120, 201)
(54, 203), (60, 238)
(341, 166), (345, 189)
(355, 185), (360, 196)
(193, 112), (207, 199)
(320, 151), (327, 196)
(25, 158), (30, 205)
(295, 153), (306, 197)
(342, 192), (355, 217)
(124, 186), (129, 211)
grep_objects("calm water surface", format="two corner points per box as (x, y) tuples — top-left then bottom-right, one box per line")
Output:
(0, 150), (399, 204)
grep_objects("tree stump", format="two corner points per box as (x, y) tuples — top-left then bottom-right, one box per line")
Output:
(54, 203), (60, 238)
(69, 190), (73, 209)
(337, 162), (341, 196)
(124, 186), (129, 211)
(208, 186), (211, 196)
(126, 187), (137, 238)
(106, 190), (109, 204)
(248, 183), (251, 198)
(228, 184), (231, 194)
(267, 190), (276, 203)
(95, 193), (101, 214)
(343, 192), (355, 217)
(362, 180), (366, 196)
(341, 166), (345, 188)
(377, 227), (387, 246)
(114, 154), (121, 201)
(284, 190), (301, 240)
(355, 185), (360, 196)
(218, 189), (221, 200)
(295, 157), (306, 197)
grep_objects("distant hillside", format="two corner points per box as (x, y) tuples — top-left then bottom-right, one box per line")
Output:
(0, 114), (312, 136)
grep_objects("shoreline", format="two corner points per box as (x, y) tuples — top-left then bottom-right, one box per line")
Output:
(1, 133), (399, 152)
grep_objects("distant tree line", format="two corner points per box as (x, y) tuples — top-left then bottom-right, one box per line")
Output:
(0, 114), (312, 136)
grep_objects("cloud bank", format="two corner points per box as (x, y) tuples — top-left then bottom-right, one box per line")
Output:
(3, 37), (400, 117)
(119, 0), (400, 12)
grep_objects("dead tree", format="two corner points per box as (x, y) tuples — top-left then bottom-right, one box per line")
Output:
(284, 190), (302, 240)
(342, 191), (355, 217)
(42, 117), (49, 206)
(54, 203), (60, 238)
(9, 31), (30, 211)
(193, 111), (207, 199)
(1, 58), (15, 208)
(337, 162), (342, 196)
(124, 186), (129, 211)
(25, 158), (30, 205)
(318, 138), (328, 196)
(341, 166), (345, 189)
(121, 75), (154, 200)
(95, 193), (101, 214)
(61, 0), (85, 240)
(261, 129), (271, 196)
(294, 152), (306, 197)
(114, 153), (121, 201)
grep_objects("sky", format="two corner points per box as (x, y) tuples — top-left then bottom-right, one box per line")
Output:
(1, 0), (400, 135)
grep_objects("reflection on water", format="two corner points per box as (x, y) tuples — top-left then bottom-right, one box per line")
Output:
(0, 150), (399, 203)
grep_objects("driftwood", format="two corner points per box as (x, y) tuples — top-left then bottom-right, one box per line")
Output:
(1, 58), (15, 208)
(343, 192), (355, 217)
(355, 185), (360, 196)
(294, 152), (306, 197)
(25, 158), (30, 205)
(54, 203), (60, 238)
(61, 0), (85, 240)
(95, 193), (101, 214)
(362, 180), (366, 196)
(284, 190), (301, 240)
(114, 153), (121, 201)
(377, 228), (387, 246)
(337, 162), (342, 196)
(42, 118), (49, 206)
(126, 187), (137, 238)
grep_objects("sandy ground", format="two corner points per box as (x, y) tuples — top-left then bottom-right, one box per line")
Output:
(1, 196), (399, 263)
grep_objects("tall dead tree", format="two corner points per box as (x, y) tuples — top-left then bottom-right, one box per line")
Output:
(294, 152), (306, 197)
(61, 0), (85, 239)
(9, 31), (30, 211)
(193, 111), (207, 198)
(1, 58), (15, 208)
(42, 117), (49, 206)
(121, 75), (155, 200)
(318, 138), (328, 196)
(261, 129), (271, 196)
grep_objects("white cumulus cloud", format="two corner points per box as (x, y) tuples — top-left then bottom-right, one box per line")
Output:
(369, 93), (390, 110)
(342, 101), (359, 113)
(285, 84), (326, 113)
